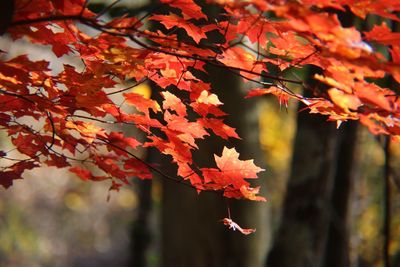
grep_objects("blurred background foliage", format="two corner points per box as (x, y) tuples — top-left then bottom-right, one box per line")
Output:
(0, 167), (140, 267)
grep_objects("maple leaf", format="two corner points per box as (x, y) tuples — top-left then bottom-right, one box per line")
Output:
(239, 185), (266, 202)
(345, 1), (400, 21)
(65, 121), (106, 144)
(222, 218), (256, 235)
(45, 153), (70, 168)
(218, 47), (265, 80)
(199, 118), (240, 140)
(123, 158), (152, 180)
(215, 147), (264, 181)
(162, 131), (195, 164)
(12, 133), (41, 157)
(160, 0), (207, 20)
(150, 14), (208, 43)
(69, 166), (93, 181)
(177, 163), (203, 189)
(94, 155), (130, 181)
(190, 90), (227, 117)
(164, 111), (208, 139)
(269, 31), (315, 60)
(52, 0), (92, 15)
(123, 92), (160, 115)
(106, 132), (141, 156)
(237, 15), (274, 47)
(245, 87), (292, 108)
(162, 91), (187, 117)
(11, 23), (78, 57)
(364, 23), (400, 46)
(69, 166), (109, 181)
(354, 83), (393, 112)
(0, 161), (39, 188)
(328, 88), (362, 112)
(201, 147), (265, 200)
(0, 171), (20, 189)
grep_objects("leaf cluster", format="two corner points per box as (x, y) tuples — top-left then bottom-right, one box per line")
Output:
(1, 0), (400, 205)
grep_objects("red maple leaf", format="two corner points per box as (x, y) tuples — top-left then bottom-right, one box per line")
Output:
(215, 147), (264, 185)
(160, 0), (207, 20)
(150, 14), (207, 43)
(201, 147), (265, 200)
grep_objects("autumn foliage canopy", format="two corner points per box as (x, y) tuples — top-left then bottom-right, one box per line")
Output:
(1, 0), (400, 203)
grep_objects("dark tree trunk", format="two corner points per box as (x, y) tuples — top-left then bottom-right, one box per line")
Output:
(323, 121), (358, 267)
(130, 179), (153, 267)
(267, 103), (339, 267)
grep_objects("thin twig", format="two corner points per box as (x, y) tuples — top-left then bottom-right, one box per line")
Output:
(96, 136), (198, 189)
(45, 111), (56, 151)
(0, 88), (36, 104)
(106, 77), (150, 96)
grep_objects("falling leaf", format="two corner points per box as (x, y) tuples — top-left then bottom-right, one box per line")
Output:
(222, 218), (256, 235)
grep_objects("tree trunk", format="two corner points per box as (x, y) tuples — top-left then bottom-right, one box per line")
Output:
(161, 65), (270, 267)
(323, 121), (358, 267)
(267, 103), (339, 267)
(130, 178), (153, 267)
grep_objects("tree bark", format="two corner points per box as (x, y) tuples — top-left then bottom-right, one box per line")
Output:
(130, 179), (153, 267)
(323, 121), (358, 267)
(267, 103), (339, 267)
